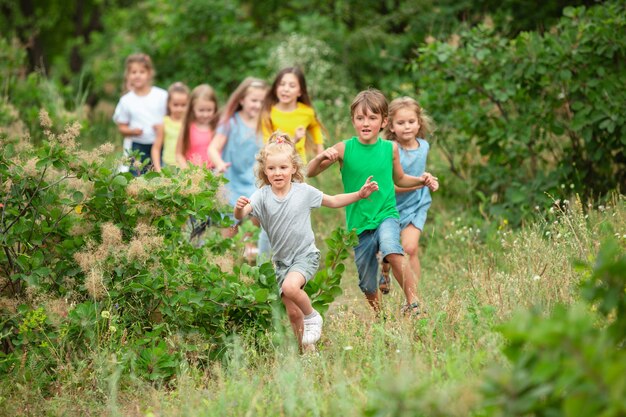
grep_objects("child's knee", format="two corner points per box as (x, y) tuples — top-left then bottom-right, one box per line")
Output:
(403, 243), (419, 257)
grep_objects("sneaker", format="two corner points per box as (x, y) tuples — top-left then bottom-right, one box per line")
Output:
(302, 312), (323, 345)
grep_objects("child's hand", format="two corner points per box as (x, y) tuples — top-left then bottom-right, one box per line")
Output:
(215, 161), (232, 173)
(294, 126), (306, 142)
(358, 176), (379, 199)
(422, 172), (439, 192)
(132, 127), (143, 136)
(235, 196), (251, 210)
(320, 147), (340, 163)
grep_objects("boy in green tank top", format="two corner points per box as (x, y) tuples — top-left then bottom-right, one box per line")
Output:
(307, 89), (439, 312)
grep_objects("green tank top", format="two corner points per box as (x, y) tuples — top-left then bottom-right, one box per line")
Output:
(341, 137), (398, 234)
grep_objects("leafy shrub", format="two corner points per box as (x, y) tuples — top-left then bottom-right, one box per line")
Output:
(414, 1), (626, 223)
(0, 111), (355, 385)
(481, 238), (626, 416)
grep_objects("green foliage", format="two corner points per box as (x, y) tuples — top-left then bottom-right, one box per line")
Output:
(0, 113), (354, 386)
(414, 1), (626, 223)
(481, 238), (626, 416)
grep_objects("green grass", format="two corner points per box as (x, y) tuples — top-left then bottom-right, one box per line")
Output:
(2, 123), (624, 416)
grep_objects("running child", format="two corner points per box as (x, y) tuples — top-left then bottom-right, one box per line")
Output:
(307, 88), (439, 314)
(113, 53), (167, 175)
(234, 132), (379, 348)
(176, 84), (219, 169)
(151, 82), (189, 171)
(259, 67), (325, 164)
(378, 97), (435, 313)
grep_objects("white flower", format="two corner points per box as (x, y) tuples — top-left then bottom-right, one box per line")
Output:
(344, 346), (353, 351)
(532, 275), (541, 281)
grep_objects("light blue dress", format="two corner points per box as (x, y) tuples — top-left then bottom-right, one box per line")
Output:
(395, 138), (432, 231)
(218, 112), (262, 207)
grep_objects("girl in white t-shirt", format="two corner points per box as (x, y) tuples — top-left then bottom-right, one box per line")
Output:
(113, 53), (167, 175)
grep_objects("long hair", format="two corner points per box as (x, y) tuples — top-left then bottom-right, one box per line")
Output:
(218, 77), (267, 132)
(257, 67), (325, 138)
(384, 96), (435, 141)
(255, 131), (305, 187)
(180, 84), (219, 156)
(123, 53), (154, 94)
(166, 81), (190, 116)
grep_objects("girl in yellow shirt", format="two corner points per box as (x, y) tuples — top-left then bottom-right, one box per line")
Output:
(258, 67), (326, 164)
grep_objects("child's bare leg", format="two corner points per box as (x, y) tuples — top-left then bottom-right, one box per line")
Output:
(281, 272), (313, 315)
(365, 292), (380, 311)
(282, 296), (304, 347)
(386, 253), (418, 305)
(401, 225), (422, 302)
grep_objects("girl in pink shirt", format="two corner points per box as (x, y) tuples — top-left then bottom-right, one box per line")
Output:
(176, 84), (219, 169)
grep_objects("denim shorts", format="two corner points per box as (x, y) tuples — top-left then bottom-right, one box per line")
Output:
(274, 251), (321, 295)
(354, 217), (404, 295)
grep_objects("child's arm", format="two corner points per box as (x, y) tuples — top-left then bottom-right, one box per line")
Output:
(151, 125), (164, 172)
(116, 123), (143, 137)
(322, 176), (379, 208)
(234, 196), (254, 220)
(391, 142), (439, 191)
(175, 130), (188, 169)
(208, 133), (231, 173)
(306, 142), (345, 177)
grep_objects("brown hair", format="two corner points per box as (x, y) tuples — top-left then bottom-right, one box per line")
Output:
(350, 88), (388, 119)
(180, 84), (219, 156)
(166, 82), (190, 116)
(255, 131), (305, 187)
(384, 96), (435, 141)
(123, 53), (154, 93)
(258, 67), (327, 140)
(219, 77), (267, 130)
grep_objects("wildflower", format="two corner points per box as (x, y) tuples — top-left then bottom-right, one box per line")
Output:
(39, 109), (53, 129)
(109, 325), (117, 333)
(101, 223), (122, 248)
(343, 346), (353, 351)
(532, 275), (541, 281)
(85, 268), (106, 300)
(101, 310), (110, 319)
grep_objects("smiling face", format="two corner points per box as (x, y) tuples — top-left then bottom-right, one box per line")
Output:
(193, 98), (216, 126)
(127, 62), (151, 92)
(240, 87), (266, 121)
(263, 150), (296, 194)
(168, 92), (188, 121)
(389, 107), (420, 143)
(275, 73), (301, 107)
(352, 106), (387, 143)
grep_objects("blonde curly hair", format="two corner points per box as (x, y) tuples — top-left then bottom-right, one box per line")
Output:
(255, 131), (305, 187)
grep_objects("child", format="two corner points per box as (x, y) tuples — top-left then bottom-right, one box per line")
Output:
(259, 67), (325, 165)
(176, 84), (219, 169)
(151, 82), (189, 171)
(113, 53), (167, 174)
(307, 88), (439, 314)
(257, 67), (326, 260)
(234, 132), (379, 348)
(378, 97), (435, 313)
(209, 77), (267, 208)
(208, 77), (267, 249)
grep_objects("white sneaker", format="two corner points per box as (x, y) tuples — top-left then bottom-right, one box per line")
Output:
(302, 312), (323, 345)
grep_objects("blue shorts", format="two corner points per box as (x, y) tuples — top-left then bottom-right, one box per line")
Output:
(274, 251), (320, 295)
(354, 217), (404, 295)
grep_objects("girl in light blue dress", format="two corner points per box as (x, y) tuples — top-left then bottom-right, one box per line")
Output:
(208, 78), (269, 257)
(379, 97), (435, 315)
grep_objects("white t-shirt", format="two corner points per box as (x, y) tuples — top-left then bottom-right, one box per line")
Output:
(113, 86), (167, 145)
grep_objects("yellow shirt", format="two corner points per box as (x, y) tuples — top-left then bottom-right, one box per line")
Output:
(262, 102), (324, 163)
(162, 116), (182, 166)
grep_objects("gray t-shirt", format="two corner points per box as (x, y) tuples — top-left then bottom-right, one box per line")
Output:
(250, 182), (323, 264)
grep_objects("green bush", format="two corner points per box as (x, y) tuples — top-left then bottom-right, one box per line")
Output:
(0, 111), (355, 385)
(481, 238), (626, 416)
(414, 1), (626, 223)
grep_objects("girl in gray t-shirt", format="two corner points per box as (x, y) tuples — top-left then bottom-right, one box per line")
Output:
(234, 132), (378, 349)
